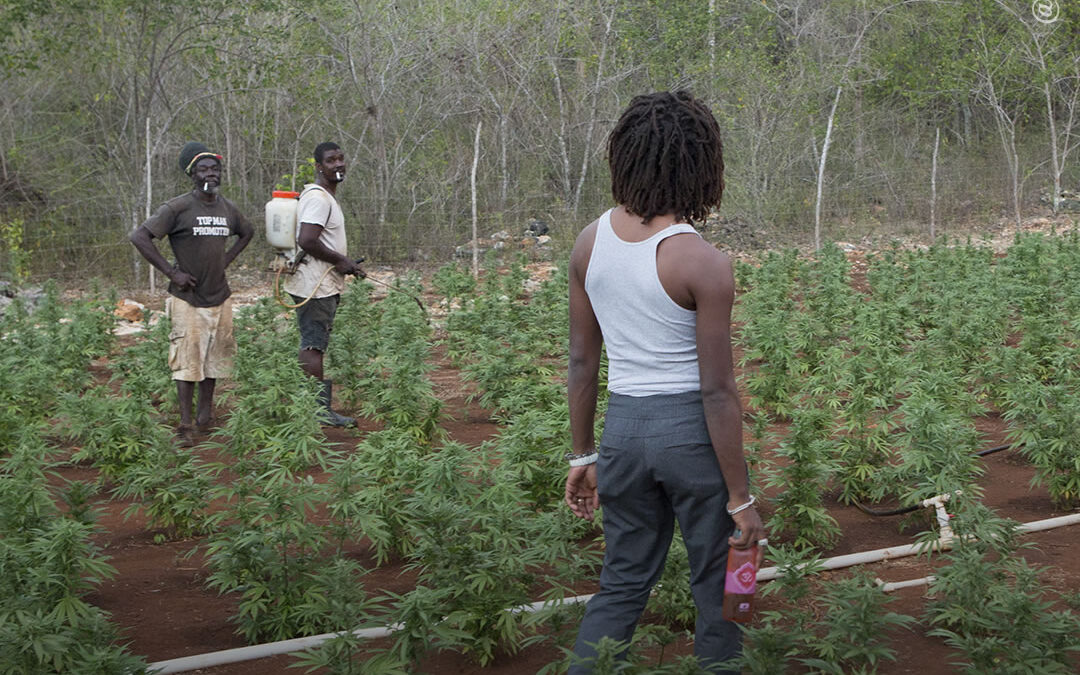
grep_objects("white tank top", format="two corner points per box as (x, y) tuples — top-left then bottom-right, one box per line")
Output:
(584, 208), (700, 396)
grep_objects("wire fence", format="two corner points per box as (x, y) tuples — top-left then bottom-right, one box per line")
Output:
(3, 143), (1077, 289)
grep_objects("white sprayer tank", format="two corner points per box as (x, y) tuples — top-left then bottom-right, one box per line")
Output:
(265, 190), (299, 251)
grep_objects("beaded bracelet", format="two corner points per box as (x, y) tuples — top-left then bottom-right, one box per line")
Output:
(726, 495), (757, 515)
(564, 451), (599, 466)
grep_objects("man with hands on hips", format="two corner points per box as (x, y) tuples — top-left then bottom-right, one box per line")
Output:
(130, 141), (253, 445)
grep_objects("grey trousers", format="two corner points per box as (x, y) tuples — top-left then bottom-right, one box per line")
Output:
(569, 391), (742, 674)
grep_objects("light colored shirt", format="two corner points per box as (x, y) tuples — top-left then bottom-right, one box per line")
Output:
(584, 208), (701, 396)
(283, 184), (347, 298)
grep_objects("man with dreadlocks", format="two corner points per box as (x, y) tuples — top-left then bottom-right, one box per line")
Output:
(131, 141), (253, 445)
(564, 91), (766, 673)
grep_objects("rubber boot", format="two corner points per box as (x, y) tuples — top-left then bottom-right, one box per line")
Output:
(318, 379), (355, 427)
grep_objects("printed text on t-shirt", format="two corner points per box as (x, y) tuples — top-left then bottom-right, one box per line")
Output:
(193, 216), (229, 236)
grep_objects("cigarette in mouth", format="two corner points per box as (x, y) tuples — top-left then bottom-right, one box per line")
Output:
(335, 172), (343, 180)
(204, 182), (209, 191)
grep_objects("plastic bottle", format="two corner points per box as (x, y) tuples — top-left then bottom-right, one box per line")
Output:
(721, 540), (759, 622)
(265, 190), (300, 251)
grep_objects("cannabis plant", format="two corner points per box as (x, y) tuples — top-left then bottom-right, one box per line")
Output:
(204, 466), (334, 642)
(1003, 378), (1080, 507)
(113, 442), (213, 542)
(764, 402), (840, 550)
(926, 502), (1080, 673)
(799, 569), (914, 673)
(289, 558), (405, 675)
(0, 441), (147, 674)
(358, 273), (443, 444)
(388, 441), (593, 667)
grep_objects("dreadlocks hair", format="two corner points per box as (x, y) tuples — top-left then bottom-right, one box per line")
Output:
(607, 91), (724, 225)
(314, 141), (341, 164)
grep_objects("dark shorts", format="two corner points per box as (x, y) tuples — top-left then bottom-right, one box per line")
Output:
(290, 294), (340, 352)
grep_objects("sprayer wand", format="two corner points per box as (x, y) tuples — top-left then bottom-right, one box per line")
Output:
(363, 272), (429, 322)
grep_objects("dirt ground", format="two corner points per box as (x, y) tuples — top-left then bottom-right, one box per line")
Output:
(69, 225), (1080, 673)
(76, 366), (1080, 675)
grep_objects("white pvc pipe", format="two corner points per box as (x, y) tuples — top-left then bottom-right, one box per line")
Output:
(149, 625), (400, 674)
(921, 491), (960, 542)
(148, 512), (1080, 674)
(1017, 512), (1080, 533)
(757, 538), (952, 582)
(875, 575), (936, 592)
(149, 596), (596, 674)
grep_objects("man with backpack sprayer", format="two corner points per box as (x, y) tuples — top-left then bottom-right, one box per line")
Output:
(130, 141), (254, 446)
(283, 141), (365, 427)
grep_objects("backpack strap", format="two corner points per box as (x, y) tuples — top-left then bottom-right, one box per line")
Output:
(298, 184), (334, 228)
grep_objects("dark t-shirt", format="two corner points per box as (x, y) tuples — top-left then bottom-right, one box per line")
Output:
(144, 192), (250, 307)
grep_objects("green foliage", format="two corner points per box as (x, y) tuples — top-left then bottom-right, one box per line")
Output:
(0, 441), (148, 674)
(109, 312), (174, 405)
(764, 403), (840, 550)
(735, 249), (804, 420)
(492, 403), (572, 510)
(326, 281), (380, 410)
(431, 261), (476, 300)
(739, 234), (1080, 533)
(1004, 377), (1080, 507)
(204, 467), (334, 642)
(200, 298), (353, 641)
(359, 274), (443, 443)
(276, 157), (317, 192)
(887, 380), (984, 506)
(288, 558), (403, 675)
(730, 546), (913, 675)
(0, 216), (31, 283)
(113, 444), (213, 542)
(388, 440), (597, 667)
(0, 283), (116, 433)
(926, 502), (1080, 673)
(56, 383), (174, 481)
(799, 570), (915, 673)
(548, 634), (712, 674)
(443, 255), (568, 421)
(222, 299), (335, 472)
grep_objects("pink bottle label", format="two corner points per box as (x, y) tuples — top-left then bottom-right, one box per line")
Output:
(726, 561), (757, 594)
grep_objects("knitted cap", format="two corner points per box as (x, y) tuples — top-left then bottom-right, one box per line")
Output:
(178, 141), (222, 175)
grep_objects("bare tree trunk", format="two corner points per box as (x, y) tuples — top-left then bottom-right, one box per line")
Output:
(815, 86), (842, 251)
(708, 0), (716, 74)
(548, 57), (573, 203)
(570, 4), (613, 217)
(1043, 78), (1061, 212)
(993, 0), (1067, 213)
(145, 115), (155, 293)
(471, 120), (482, 279)
(989, 105), (1022, 228)
(499, 113), (508, 211)
(930, 126), (940, 240)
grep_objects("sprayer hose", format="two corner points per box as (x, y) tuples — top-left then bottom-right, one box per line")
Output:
(273, 264), (336, 309)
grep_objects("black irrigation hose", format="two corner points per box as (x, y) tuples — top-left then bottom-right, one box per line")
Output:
(975, 442), (1021, 457)
(852, 441), (1024, 517)
(853, 500), (921, 517)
